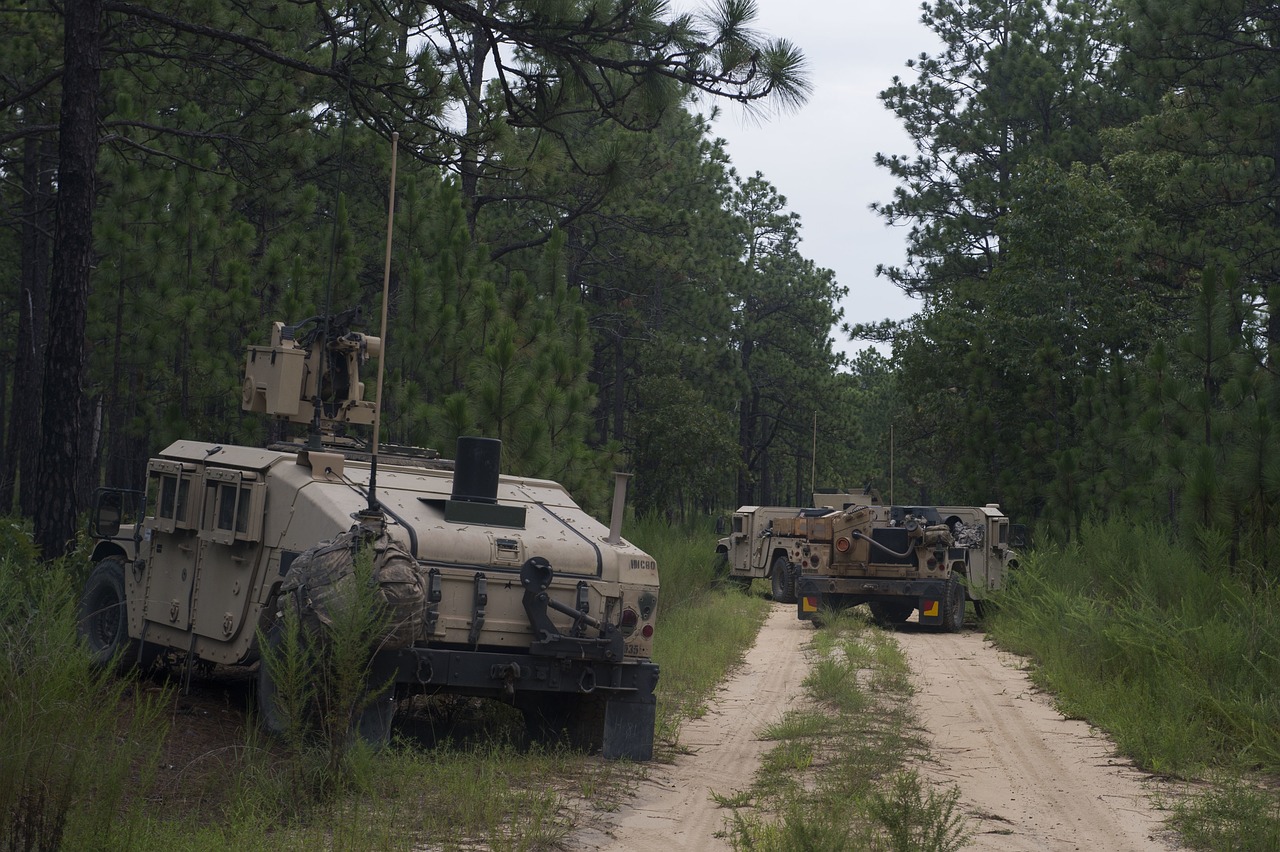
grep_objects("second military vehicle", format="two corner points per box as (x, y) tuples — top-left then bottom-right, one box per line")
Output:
(78, 314), (661, 759)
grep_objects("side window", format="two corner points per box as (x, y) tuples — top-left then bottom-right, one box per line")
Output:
(733, 516), (744, 534)
(200, 469), (264, 544)
(147, 461), (198, 534)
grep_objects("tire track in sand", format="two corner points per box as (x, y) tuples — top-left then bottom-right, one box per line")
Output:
(570, 604), (811, 851)
(893, 626), (1182, 851)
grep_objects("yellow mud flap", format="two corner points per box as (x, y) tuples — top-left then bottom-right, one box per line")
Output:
(918, 598), (942, 626)
(798, 595), (820, 620)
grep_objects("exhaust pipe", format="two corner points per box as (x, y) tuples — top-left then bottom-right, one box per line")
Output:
(606, 472), (631, 545)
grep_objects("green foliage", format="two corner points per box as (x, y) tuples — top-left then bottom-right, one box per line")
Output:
(0, 525), (169, 851)
(258, 542), (391, 795)
(1169, 777), (1280, 852)
(627, 516), (771, 738)
(988, 518), (1280, 777)
(868, 771), (970, 852)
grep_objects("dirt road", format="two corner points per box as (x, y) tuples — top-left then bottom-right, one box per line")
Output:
(890, 625), (1179, 851)
(571, 608), (1180, 851)
(571, 605), (813, 851)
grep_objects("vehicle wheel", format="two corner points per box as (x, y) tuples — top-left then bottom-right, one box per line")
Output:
(869, 601), (914, 626)
(353, 682), (397, 750)
(256, 620), (290, 738)
(973, 599), (991, 621)
(941, 575), (966, 632)
(78, 557), (142, 671)
(770, 555), (796, 604)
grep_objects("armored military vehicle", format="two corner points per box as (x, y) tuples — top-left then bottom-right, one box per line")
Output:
(715, 489), (883, 603)
(792, 501), (1022, 629)
(78, 314), (660, 759)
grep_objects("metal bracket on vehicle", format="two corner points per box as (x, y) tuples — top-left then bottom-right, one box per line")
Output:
(467, 572), (487, 647)
(424, 566), (442, 635)
(520, 557), (625, 661)
(572, 581), (590, 638)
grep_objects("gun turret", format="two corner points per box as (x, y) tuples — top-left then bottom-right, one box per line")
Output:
(241, 317), (381, 430)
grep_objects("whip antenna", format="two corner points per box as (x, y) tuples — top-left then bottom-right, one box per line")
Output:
(367, 131), (398, 514)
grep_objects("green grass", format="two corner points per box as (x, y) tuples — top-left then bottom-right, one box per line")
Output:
(725, 609), (970, 852)
(987, 516), (1280, 846)
(0, 521), (171, 852)
(0, 515), (772, 850)
(627, 516), (773, 746)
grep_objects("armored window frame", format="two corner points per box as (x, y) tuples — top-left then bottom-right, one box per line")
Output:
(199, 469), (264, 544)
(146, 460), (198, 534)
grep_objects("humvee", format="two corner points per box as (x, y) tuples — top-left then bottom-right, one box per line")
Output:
(793, 502), (1023, 629)
(714, 489), (883, 603)
(78, 315), (660, 759)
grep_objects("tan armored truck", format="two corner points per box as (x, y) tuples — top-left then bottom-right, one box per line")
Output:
(715, 489), (882, 603)
(78, 315), (660, 760)
(791, 501), (1022, 630)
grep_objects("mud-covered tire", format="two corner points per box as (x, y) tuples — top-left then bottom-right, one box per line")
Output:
(770, 555), (796, 604)
(869, 601), (914, 626)
(941, 575), (966, 632)
(78, 557), (148, 671)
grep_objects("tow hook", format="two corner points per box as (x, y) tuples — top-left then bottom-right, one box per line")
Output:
(493, 661), (525, 696)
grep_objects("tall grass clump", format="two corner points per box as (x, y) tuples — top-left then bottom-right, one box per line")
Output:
(0, 519), (169, 850)
(627, 516), (771, 740)
(988, 516), (1280, 777)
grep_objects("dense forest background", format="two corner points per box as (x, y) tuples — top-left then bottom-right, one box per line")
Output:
(2, 0), (1278, 587)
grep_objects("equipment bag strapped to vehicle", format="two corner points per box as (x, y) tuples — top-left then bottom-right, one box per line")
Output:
(279, 523), (425, 651)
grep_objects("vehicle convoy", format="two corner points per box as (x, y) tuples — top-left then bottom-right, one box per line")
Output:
(718, 492), (1021, 630)
(77, 314), (660, 760)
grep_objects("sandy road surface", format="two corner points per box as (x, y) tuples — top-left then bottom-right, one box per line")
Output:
(894, 625), (1180, 851)
(570, 604), (812, 851)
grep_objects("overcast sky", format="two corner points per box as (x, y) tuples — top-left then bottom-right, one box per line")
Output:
(694, 0), (941, 363)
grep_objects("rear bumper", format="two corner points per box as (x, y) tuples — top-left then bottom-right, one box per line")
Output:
(796, 575), (951, 625)
(371, 645), (660, 702)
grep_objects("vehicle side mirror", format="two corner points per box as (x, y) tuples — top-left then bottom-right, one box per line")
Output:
(90, 488), (143, 539)
(93, 497), (122, 538)
(715, 516), (727, 536)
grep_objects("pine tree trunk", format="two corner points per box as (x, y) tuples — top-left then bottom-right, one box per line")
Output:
(34, 0), (101, 559)
(4, 136), (54, 514)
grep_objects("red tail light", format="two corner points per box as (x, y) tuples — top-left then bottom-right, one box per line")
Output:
(835, 537), (851, 553)
(620, 607), (639, 636)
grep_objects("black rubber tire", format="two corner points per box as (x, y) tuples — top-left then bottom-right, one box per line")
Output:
(869, 601), (914, 626)
(770, 555), (796, 604)
(78, 557), (141, 670)
(353, 682), (397, 750)
(255, 620), (290, 738)
(940, 575), (966, 633)
(258, 619), (396, 749)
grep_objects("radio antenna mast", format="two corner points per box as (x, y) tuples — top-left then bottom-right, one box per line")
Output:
(367, 131), (398, 514)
